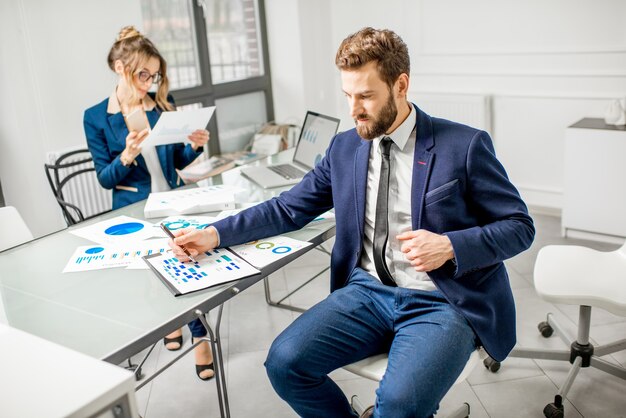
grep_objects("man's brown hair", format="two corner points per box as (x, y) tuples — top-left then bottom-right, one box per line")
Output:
(335, 27), (410, 89)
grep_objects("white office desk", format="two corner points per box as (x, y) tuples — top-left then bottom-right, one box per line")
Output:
(0, 148), (335, 417)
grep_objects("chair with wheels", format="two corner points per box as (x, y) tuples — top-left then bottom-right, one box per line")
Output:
(486, 242), (626, 418)
(345, 348), (482, 417)
(44, 148), (111, 226)
(0, 206), (33, 251)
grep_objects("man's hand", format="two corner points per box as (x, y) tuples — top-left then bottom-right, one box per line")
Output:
(396, 229), (454, 272)
(168, 226), (219, 261)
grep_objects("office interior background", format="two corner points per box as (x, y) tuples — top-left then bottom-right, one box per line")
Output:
(1, 1), (626, 417)
(2, 0), (625, 237)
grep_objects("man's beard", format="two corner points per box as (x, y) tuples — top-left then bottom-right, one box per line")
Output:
(354, 93), (398, 140)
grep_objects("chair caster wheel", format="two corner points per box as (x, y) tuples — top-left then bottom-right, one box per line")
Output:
(483, 356), (501, 373)
(543, 402), (564, 418)
(538, 321), (554, 338)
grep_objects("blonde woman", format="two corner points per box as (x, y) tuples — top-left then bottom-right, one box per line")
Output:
(84, 26), (213, 380)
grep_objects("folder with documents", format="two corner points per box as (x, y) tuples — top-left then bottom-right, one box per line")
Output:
(143, 185), (236, 218)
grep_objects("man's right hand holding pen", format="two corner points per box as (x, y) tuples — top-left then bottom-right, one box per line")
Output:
(168, 226), (220, 261)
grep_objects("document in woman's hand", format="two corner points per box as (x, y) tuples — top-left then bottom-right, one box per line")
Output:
(142, 106), (215, 147)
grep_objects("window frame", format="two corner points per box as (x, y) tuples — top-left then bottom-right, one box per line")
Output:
(170, 0), (274, 155)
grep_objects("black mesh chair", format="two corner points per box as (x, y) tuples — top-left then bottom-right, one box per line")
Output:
(44, 149), (111, 226)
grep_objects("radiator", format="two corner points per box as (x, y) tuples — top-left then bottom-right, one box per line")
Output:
(411, 92), (492, 133)
(46, 146), (112, 219)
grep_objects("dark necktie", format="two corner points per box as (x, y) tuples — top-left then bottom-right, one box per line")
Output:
(373, 137), (396, 286)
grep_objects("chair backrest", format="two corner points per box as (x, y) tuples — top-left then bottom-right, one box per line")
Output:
(0, 206), (33, 251)
(44, 148), (112, 226)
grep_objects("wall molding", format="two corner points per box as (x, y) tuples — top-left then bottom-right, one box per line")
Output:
(517, 183), (563, 211)
(412, 70), (626, 79)
(412, 89), (623, 101)
(417, 47), (626, 57)
(416, 0), (626, 57)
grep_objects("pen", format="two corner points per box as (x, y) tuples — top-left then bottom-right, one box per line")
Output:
(160, 223), (197, 263)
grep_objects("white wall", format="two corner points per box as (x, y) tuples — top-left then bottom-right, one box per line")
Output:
(276, 0), (626, 213)
(1, 0), (624, 237)
(0, 0), (142, 237)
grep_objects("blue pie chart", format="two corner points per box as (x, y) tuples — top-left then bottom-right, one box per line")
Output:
(104, 222), (144, 236)
(272, 246), (292, 254)
(85, 247), (104, 254)
(164, 221), (190, 230)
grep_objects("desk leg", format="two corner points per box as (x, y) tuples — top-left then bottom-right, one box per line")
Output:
(128, 341), (158, 380)
(263, 245), (331, 313)
(133, 305), (229, 418)
(196, 306), (229, 418)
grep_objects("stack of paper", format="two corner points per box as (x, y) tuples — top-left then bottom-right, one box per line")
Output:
(143, 185), (236, 218)
(176, 155), (235, 184)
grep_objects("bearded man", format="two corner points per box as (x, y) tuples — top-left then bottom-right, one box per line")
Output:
(170, 27), (535, 418)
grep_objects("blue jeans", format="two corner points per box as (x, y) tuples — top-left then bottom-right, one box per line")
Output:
(188, 318), (207, 338)
(265, 268), (477, 418)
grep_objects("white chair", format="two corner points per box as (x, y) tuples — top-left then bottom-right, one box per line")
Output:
(345, 349), (482, 417)
(490, 242), (626, 418)
(0, 206), (33, 251)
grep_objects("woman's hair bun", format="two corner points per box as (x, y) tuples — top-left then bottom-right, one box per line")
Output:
(117, 26), (142, 42)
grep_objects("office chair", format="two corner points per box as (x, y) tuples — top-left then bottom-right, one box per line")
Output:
(0, 206), (34, 251)
(345, 349), (482, 417)
(44, 149), (111, 226)
(486, 242), (626, 418)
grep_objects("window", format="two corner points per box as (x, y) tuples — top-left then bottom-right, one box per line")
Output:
(205, 0), (264, 84)
(141, 0), (273, 155)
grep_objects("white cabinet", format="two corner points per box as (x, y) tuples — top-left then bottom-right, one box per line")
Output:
(563, 118), (626, 241)
(0, 324), (139, 418)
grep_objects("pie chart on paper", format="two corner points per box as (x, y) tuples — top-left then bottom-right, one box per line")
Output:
(104, 222), (145, 236)
(69, 215), (156, 245)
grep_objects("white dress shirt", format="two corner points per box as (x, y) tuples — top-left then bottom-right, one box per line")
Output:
(142, 143), (170, 193)
(107, 90), (170, 193)
(360, 105), (436, 291)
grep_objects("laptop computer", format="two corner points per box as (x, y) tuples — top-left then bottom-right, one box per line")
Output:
(240, 111), (340, 189)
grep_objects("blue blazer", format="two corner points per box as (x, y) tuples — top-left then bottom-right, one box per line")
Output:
(212, 104), (535, 361)
(83, 94), (202, 209)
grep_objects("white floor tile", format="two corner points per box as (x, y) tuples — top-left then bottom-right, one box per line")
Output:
(472, 375), (583, 418)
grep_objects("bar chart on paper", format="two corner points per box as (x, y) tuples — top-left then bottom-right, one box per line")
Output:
(63, 239), (171, 273)
(143, 248), (260, 295)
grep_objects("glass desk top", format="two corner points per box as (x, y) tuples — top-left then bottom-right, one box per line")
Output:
(0, 149), (335, 364)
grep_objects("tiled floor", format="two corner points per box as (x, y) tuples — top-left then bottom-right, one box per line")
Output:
(131, 213), (626, 417)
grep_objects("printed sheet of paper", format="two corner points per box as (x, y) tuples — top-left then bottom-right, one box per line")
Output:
(152, 215), (217, 238)
(229, 235), (313, 268)
(69, 216), (157, 245)
(63, 239), (171, 273)
(214, 201), (262, 220)
(309, 210), (335, 225)
(142, 106), (215, 147)
(144, 248), (260, 296)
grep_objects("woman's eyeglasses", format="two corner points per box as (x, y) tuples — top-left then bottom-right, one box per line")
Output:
(136, 69), (162, 84)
